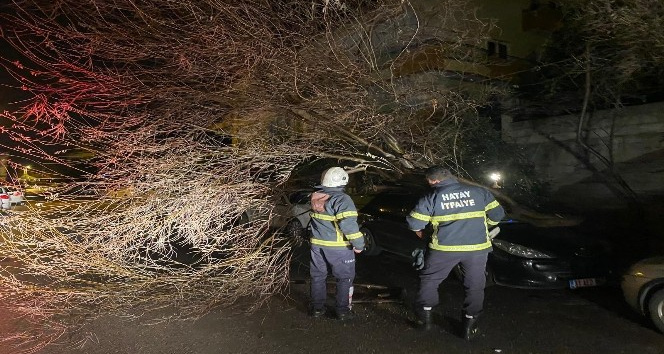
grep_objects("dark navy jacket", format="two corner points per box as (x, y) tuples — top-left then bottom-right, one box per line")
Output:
(406, 178), (505, 253)
(309, 187), (365, 250)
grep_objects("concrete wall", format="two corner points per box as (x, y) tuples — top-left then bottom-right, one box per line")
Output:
(502, 102), (664, 208)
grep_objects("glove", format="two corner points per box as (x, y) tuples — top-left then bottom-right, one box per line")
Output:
(411, 248), (425, 270)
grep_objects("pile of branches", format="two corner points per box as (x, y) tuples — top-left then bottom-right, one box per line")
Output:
(0, 0), (498, 350)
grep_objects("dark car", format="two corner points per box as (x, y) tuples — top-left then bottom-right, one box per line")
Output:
(358, 191), (611, 289)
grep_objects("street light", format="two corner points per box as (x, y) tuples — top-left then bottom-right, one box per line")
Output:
(489, 171), (502, 189)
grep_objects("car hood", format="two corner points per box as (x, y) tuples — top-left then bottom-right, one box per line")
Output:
(495, 222), (604, 258)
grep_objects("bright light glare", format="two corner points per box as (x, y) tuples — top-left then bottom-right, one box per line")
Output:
(489, 172), (501, 181)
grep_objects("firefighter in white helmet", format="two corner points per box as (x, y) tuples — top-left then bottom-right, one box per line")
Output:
(308, 167), (365, 320)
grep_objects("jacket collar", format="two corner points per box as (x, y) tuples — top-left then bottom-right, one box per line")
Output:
(316, 186), (346, 193)
(432, 177), (459, 188)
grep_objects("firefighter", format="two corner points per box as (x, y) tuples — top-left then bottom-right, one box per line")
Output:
(308, 166), (365, 320)
(407, 166), (505, 340)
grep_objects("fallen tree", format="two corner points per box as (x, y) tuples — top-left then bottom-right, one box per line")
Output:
(0, 0), (549, 351)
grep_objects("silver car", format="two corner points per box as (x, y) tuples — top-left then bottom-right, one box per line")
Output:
(242, 190), (311, 242)
(621, 256), (664, 333)
(274, 190), (311, 242)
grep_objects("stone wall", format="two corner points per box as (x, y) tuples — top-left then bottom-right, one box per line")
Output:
(502, 102), (664, 209)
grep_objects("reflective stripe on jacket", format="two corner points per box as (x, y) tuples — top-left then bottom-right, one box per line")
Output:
(406, 178), (505, 253)
(309, 187), (365, 250)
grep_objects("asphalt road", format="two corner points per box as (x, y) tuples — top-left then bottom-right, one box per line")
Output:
(17, 247), (662, 354)
(3, 198), (663, 353)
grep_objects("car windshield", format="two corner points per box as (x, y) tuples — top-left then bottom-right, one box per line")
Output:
(359, 192), (420, 218)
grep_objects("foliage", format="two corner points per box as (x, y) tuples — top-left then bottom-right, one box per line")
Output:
(513, 0), (662, 206)
(456, 117), (551, 209)
(523, 0), (664, 110)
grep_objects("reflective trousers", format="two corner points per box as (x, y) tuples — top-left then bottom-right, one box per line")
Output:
(310, 246), (355, 315)
(416, 250), (488, 317)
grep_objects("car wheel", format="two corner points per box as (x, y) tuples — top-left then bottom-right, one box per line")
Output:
(648, 289), (664, 333)
(286, 219), (308, 245)
(360, 228), (381, 256)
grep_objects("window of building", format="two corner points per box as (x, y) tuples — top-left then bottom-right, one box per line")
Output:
(529, 0), (559, 11)
(487, 41), (508, 59)
(498, 43), (508, 59)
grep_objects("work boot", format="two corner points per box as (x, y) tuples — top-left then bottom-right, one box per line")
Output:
(309, 307), (326, 318)
(415, 308), (433, 331)
(461, 314), (480, 341)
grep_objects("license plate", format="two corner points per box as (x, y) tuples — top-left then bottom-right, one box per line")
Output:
(569, 278), (598, 289)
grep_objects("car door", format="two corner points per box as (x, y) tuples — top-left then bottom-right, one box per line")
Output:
(361, 193), (426, 258)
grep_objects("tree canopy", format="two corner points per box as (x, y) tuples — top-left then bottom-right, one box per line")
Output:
(0, 1), (539, 351)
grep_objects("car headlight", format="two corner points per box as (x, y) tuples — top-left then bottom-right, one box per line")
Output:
(492, 239), (554, 259)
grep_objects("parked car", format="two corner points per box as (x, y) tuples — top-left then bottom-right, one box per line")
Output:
(621, 256), (664, 333)
(0, 186), (26, 210)
(273, 190), (311, 242)
(242, 190), (312, 242)
(358, 191), (611, 289)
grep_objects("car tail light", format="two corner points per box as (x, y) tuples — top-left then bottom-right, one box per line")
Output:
(0, 195), (9, 199)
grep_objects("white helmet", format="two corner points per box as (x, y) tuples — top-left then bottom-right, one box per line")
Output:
(320, 167), (349, 187)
